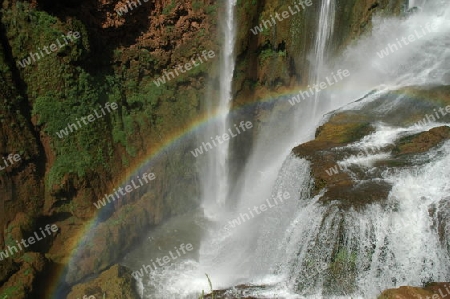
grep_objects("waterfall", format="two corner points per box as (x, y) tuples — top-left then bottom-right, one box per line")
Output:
(123, 0), (450, 298)
(310, 0), (335, 114)
(202, 0), (237, 208)
(310, 0), (335, 83)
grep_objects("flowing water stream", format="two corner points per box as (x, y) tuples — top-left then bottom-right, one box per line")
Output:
(202, 0), (237, 208)
(310, 0), (335, 115)
(123, 0), (450, 298)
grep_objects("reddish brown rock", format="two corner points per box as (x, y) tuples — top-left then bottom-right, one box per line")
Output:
(394, 126), (450, 156)
(292, 111), (391, 209)
(379, 283), (450, 299)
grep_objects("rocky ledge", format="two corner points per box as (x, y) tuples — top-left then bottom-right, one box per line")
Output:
(293, 86), (450, 210)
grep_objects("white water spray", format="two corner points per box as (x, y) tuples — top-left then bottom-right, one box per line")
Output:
(203, 0), (237, 208)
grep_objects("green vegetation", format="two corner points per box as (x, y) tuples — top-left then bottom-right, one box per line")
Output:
(260, 48), (286, 60)
(324, 246), (358, 295)
(0, 285), (20, 298)
(334, 247), (357, 265)
(32, 68), (112, 186)
(192, 0), (203, 12)
(4, 226), (17, 249)
(162, 1), (177, 14)
(1, 0), (211, 198)
(258, 47), (287, 68)
(21, 253), (35, 264)
(236, 0), (253, 13)
(205, 4), (217, 15)
(2, 2), (111, 187)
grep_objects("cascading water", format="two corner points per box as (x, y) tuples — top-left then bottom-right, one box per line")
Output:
(240, 1), (450, 297)
(249, 125), (450, 298)
(123, 1), (450, 298)
(202, 0), (237, 208)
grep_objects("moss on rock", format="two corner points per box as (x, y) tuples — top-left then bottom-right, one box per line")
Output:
(67, 264), (140, 299)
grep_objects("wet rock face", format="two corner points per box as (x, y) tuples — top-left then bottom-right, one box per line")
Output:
(292, 112), (392, 210)
(393, 126), (450, 156)
(292, 86), (450, 211)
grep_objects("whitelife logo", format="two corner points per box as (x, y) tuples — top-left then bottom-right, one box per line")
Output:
(376, 21), (438, 58)
(417, 284), (450, 299)
(250, 0), (313, 35)
(0, 224), (58, 261)
(288, 69), (350, 106)
(56, 102), (118, 139)
(223, 191), (291, 231)
(17, 31), (80, 68)
(93, 172), (155, 209)
(153, 50), (216, 87)
(324, 142), (395, 176)
(190, 121), (253, 158)
(115, 0), (150, 16)
(414, 104), (450, 128)
(0, 154), (21, 172)
(131, 243), (193, 279)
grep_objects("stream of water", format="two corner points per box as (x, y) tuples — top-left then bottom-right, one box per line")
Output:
(202, 0), (237, 208)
